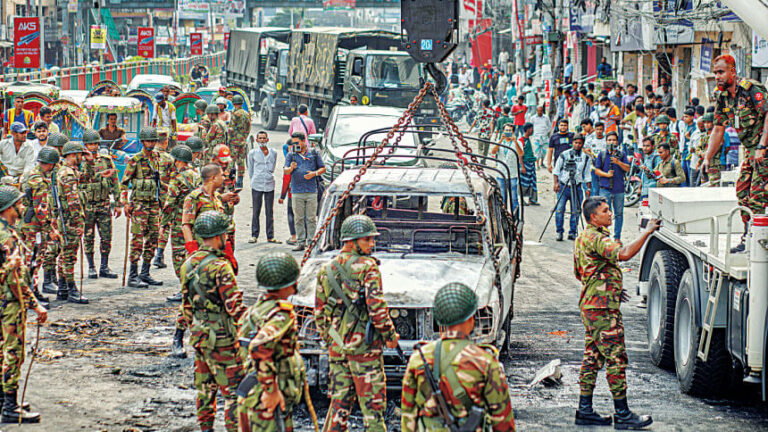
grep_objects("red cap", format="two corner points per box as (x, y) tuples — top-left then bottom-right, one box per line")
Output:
(753, 215), (768, 227)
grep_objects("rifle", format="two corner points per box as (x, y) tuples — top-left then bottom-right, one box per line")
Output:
(23, 187), (34, 224)
(50, 171), (68, 245)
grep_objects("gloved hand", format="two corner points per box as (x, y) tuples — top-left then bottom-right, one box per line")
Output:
(224, 241), (238, 275)
(185, 241), (199, 254)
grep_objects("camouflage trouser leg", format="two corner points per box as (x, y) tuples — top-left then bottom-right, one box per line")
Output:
(175, 311), (189, 331)
(230, 144), (247, 178)
(579, 309), (628, 399)
(243, 404), (294, 432)
(129, 202), (160, 263)
(1, 303), (25, 393)
(324, 355), (387, 432)
(57, 230), (82, 283)
(194, 345), (244, 432)
(84, 208), (113, 256)
(737, 151), (755, 225)
(157, 224), (170, 250)
(43, 234), (59, 272)
(749, 157), (768, 218)
(21, 229), (41, 272)
(170, 228), (186, 279)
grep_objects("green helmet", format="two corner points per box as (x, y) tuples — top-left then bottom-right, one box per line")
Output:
(194, 99), (208, 111)
(62, 142), (87, 156)
(48, 132), (68, 148)
(0, 186), (23, 212)
(256, 252), (300, 291)
(205, 105), (220, 115)
(170, 144), (194, 164)
(655, 115), (670, 125)
(340, 215), (379, 242)
(232, 95), (244, 105)
(432, 282), (478, 327)
(82, 128), (100, 145)
(193, 210), (231, 238)
(139, 126), (159, 142)
(37, 146), (60, 165)
(702, 113), (714, 122)
(185, 136), (204, 153)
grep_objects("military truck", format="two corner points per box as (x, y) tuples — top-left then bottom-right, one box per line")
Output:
(637, 186), (768, 399)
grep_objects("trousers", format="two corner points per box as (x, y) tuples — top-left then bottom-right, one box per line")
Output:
(323, 355), (387, 432)
(579, 308), (628, 399)
(292, 192), (317, 244)
(251, 189), (275, 239)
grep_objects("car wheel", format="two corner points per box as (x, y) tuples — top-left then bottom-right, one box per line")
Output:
(647, 250), (687, 369)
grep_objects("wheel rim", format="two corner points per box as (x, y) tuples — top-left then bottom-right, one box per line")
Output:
(675, 296), (693, 367)
(649, 274), (662, 341)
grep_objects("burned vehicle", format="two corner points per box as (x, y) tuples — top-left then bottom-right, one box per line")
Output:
(291, 160), (523, 387)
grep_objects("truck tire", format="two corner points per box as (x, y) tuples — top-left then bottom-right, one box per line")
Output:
(497, 309), (512, 359)
(647, 250), (687, 369)
(674, 269), (731, 396)
(260, 97), (278, 130)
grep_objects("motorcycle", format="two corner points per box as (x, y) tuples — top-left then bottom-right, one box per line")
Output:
(446, 87), (476, 124)
(624, 150), (643, 207)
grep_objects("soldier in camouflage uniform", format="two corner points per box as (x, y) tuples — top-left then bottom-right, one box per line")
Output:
(186, 136), (205, 170)
(180, 210), (246, 432)
(573, 196), (658, 428)
(650, 115), (680, 161)
(237, 252), (305, 432)
(195, 100), (211, 140)
(56, 142), (89, 304)
(121, 126), (164, 288)
(151, 127), (177, 270)
(47, 132), (67, 157)
(204, 105), (228, 163)
(315, 215), (400, 432)
(210, 144), (241, 219)
(694, 113), (716, 185)
(41, 133), (68, 284)
(706, 54), (768, 253)
(401, 282), (515, 432)
(229, 95), (250, 189)
(79, 129), (121, 280)
(0, 186), (47, 423)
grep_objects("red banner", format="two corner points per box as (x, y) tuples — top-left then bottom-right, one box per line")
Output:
(138, 27), (155, 59)
(224, 32), (230, 50)
(14, 17), (41, 69)
(190, 32), (203, 55)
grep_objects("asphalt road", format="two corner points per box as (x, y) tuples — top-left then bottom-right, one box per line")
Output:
(14, 112), (768, 431)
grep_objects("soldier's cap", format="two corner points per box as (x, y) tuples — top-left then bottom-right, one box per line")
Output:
(194, 99), (208, 110)
(62, 142), (89, 156)
(339, 214), (379, 242)
(48, 132), (69, 147)
(432, 282), (478, 327)
(193, 210), (232, 238)
(139, 126), (159, 142)
(213, 144), (231, 163)
(702, 113), (714, 122)
(82, 128), (101, 145)
(0, 185), (23, 212)
(205, 105), (220, 115)
(10, 122), (26, 133)
(215, 97), (228, 106)
(255, 252), (300, 291)
(37, 146), (60, 165)
(185, 136), (204, 152)
(654, 115), (670, 125)
(170, 144), (194, 164)
(232, 95), (244, 105)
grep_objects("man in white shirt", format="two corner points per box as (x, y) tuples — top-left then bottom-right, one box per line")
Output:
(247, 130), (279, 244)
(29, 121), (49, 160)
(530, 105), (551, 168)
(0, 122), (35, 178)
(38, 106), (59, 135)
(458, 66), (472, 88)
(496, 71), (509, 105)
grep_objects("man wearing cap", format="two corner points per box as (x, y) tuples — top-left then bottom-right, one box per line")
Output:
(185, 136), (205, 169)
(651, 115), (679, 160)
(0, 122), (35, 179)
(2, 95), (33, 136)
(151, 128), (177, 270)
(56, 142), (89, 304)
(553, 133), (592, 241)
(229, 95), (250, 189)
(210, 144), (241, 217)
(401, 282), (516, 432)
(315, 215), (399, 432)
(151, 92), (178, 149)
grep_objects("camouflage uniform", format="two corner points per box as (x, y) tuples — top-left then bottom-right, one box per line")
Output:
(180, 246), (247, 432)
(79, 152), (120, 259)
(651, 133), (680, 161)
(162, 167), (202, 278)
(55, 161), (85, 285)
(713, 78), (768, 222)
(573, 224), (627, 399)
(19, 166), (54, 277)
(401, 330), (516, 432)
(154, 148), (176, 257)
(121, 146), (162, 264)
(229, 106), (250, 179)
(656, 157), (686, 187)
(696, 127), (720, 186)
(315, 250), (398, 432)
(205, 119), (229, 162)
(197, 117), (211, 141)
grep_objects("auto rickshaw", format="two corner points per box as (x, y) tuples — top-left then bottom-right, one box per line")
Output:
(49, 99), (90, 141)
(83, 95), (146, 180)
(171, 92), (204, 142)
(87, 79), (123, 98)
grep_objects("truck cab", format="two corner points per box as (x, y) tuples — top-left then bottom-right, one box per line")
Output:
(258, 45), (291, 130)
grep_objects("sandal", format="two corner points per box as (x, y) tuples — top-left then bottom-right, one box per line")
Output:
(267, 238), (281, 244)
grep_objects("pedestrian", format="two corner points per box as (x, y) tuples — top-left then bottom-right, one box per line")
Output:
(638, 137), (661, 198)
(555, 87), (566, 122)
(0, 122), (35, 179)
(518, 123), (539, 205)
(120, 126), (163, 289)
(678, 108), (699, 186)
(522, 77), (538, 116)
(401, 282), (516, 432)
(2, 95), (34, 135)
(655, 143), (686, 188)
(79, 129), (120, 280)
(29, 121), (48, 160)
(553, 134), (591, 241)
(247, 130), (279, 244)
(283, 132), (325, 251)
(288, 104), (316, 137)
(279, 139), (298, 245)
(229, 95), (250, 189)
(596, 57), (612, 78)
(37, 106), (59, 135)
(496, 69), (509, 105)
(632, 104), (648, 146)
(599, 96), (621, 135)
(210, 144), (241, 222)
(660, 83), (673, 107)
(594, 132), (629, 240)
(180, 210), (246, 432)
(546, 119), (574, 173)
(530, 105), (551, 168)
(55, 142), (89, 303)
(237, 252), (304, 431)
(204, 105), (228, 162)
(467, 99), (495, 156)
(505, 81), (517, 106)
(315, 215), (400, 432)
(620, 84), (639, 115)
(573, 196), (658, 429)
(0, 186), (48, 424)
(490, 123), (521, 210)
(564, 58), (573, 84)
(151, 92), (178, 148)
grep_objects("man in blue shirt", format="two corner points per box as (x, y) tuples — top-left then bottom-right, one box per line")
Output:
(553, 134), (592, 241)
(284, 132), (326, 251)
(597, 57), (612, 79)
(594, 131), (630, 240)
(564, 58), (573, 84)
(547, 119), (574, 173)
(639, 137), (661, 198)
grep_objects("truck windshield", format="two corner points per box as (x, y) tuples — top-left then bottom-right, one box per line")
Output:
(365, 55), (421, 90)
(278, 50), (289, 77)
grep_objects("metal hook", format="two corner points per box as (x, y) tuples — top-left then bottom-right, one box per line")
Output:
(425, 63), (447, 96)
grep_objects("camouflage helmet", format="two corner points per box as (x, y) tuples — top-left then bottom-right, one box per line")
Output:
(432, 282), (478, 327)
(48, 132), (68, 148)
(702, 113), (714, 123)
(232, 95), (244, 105)
(256, 252), (300, 291)
(170, 144), (194, 164)
(62, 142), (88, 156)
(340, 214), (379, 242)
(572, 133), (585, 143)
(185, 136), (204, 153)
(81, 128), (101, 145)
(194, 99), (208, 111)
(139, 126), (159, 142)
(37, 146), (60, 165)
(205, 105), (220, 115)
(0, 186), (23, 213)
(655, 115), (670, 125)
(193, 210), (232, 239)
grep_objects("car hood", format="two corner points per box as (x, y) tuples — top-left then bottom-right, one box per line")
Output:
(293, 253), (495, 308)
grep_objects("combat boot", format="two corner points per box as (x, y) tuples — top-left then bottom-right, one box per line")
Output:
(67, 281), (89, 304)
(56, 276), (68, 301)
(139, 262), (163, 286)
(86, 254), (98, 279)
(1, 391), (40, 423)
(99, 255), (118, 279)
(170, 328), (187, 359)
(575, 394), (612, 426)
(152, 248), (167, 269)
(127, 262), (148, 288)
(41, 270), (58, 294)
(32, 286), (49, 305)
(613, 398), (653, 430)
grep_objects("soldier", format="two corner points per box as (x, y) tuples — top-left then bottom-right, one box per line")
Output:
(229, 95), (250, 189)
(210, 144), (241, 218)
(47, 132), (67, 157)
(121, 126), (164, 289)
(0, 186), (47, 423)
(205, 105), (228, 162)
(151, 127), (177, 270)
(573, 196), (659, 428)
(705, 54), (768, 253)
(55, 142), (89, 304)
(195, 100), (211, 140)
(315, 214), (400, 432)
(696, 113), (719, 185)
(401, 282), (516, 432)
(186, 136), (205, 170)
(40, 133), (67, 291)
(79, 128), (121, 280)
(180, 210), (246, 432)
(237, 252), (305, 431)
(650, 115), (679, 160)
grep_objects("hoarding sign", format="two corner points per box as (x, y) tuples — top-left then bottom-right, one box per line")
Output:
(138, 27), (155, 59)
(190, 32), (202, 55)
(14, 17), (41, 69)
(91, 25), (107, 50)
